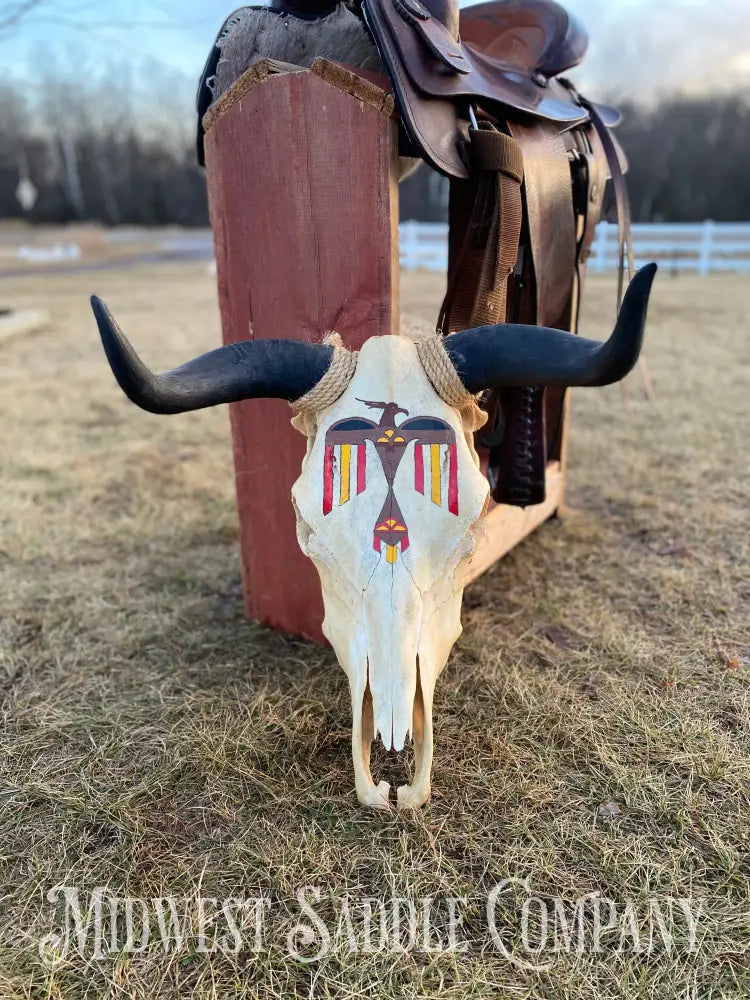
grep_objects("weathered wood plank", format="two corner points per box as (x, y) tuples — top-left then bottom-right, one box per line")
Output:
(462, 463), (564, 586)
(204, 69), (398, 642)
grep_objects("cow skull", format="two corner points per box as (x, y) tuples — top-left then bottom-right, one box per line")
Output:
(90, 263), (656, 809)
(291, 336), (489, 809)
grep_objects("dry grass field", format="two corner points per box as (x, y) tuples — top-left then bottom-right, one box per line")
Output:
(0, 261), (748, 999)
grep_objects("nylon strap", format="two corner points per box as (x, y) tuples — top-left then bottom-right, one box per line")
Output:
(438, 124), (524, 333)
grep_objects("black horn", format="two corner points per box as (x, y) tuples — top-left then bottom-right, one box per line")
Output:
(443, 264), (657, 391)
(91, 296), (336, 414)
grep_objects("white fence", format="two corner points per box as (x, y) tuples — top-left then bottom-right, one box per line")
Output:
(399, 220), (750, 275)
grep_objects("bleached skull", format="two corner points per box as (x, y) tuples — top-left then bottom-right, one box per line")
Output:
(292, 336), (489, 808)
(91, 263), (655, 809)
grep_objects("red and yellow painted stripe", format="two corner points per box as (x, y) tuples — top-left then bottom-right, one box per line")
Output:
(323, 444), (367, 515)
(414, 443), (459, 516)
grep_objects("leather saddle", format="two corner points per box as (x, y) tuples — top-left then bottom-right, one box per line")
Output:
(196, 0), (633, 509)
(196, 0), (620, 177)
(363, 0), (614, 177)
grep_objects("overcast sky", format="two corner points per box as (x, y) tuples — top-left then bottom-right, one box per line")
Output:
(2, 0), (749, 104)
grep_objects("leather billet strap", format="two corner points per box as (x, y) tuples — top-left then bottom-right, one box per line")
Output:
(506, 119), (576, 329)
(581, 105), (655, 399)
(438, 123), (524, 334)
(576, 122), (608, 290)
(580, 97), (634, 309)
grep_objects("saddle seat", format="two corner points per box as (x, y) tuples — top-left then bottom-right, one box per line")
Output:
(362, 0), (614, 176)
(459, 0), (589, 79)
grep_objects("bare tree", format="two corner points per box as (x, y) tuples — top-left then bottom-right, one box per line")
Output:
(0, 0), (45, 36)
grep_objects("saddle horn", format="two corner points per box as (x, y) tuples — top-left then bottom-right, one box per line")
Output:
(91, 296), (335, 414)
(444, 264), (657, 391)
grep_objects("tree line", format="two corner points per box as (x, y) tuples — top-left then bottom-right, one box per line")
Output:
(1, 75), (748, 226)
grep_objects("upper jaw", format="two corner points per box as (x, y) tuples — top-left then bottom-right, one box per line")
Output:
(351, 670), (434, 812)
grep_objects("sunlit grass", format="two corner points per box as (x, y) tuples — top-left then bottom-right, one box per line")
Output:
(0, 262), (747, 998)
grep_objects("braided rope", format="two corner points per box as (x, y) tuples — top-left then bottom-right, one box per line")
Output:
(291, 333), (486, 438)
(416, 336), (488, 431)
(291, 333), (357, 417)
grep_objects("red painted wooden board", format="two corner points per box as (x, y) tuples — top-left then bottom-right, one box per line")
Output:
(204, 70), (399, 642)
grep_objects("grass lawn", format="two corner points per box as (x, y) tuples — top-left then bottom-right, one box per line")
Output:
(0, 263), (747, 998)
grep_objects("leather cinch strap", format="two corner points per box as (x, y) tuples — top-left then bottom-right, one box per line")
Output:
(438, 123), (524, 334)
(584, 98), (654, 400)
(583, 98), (633, 307)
